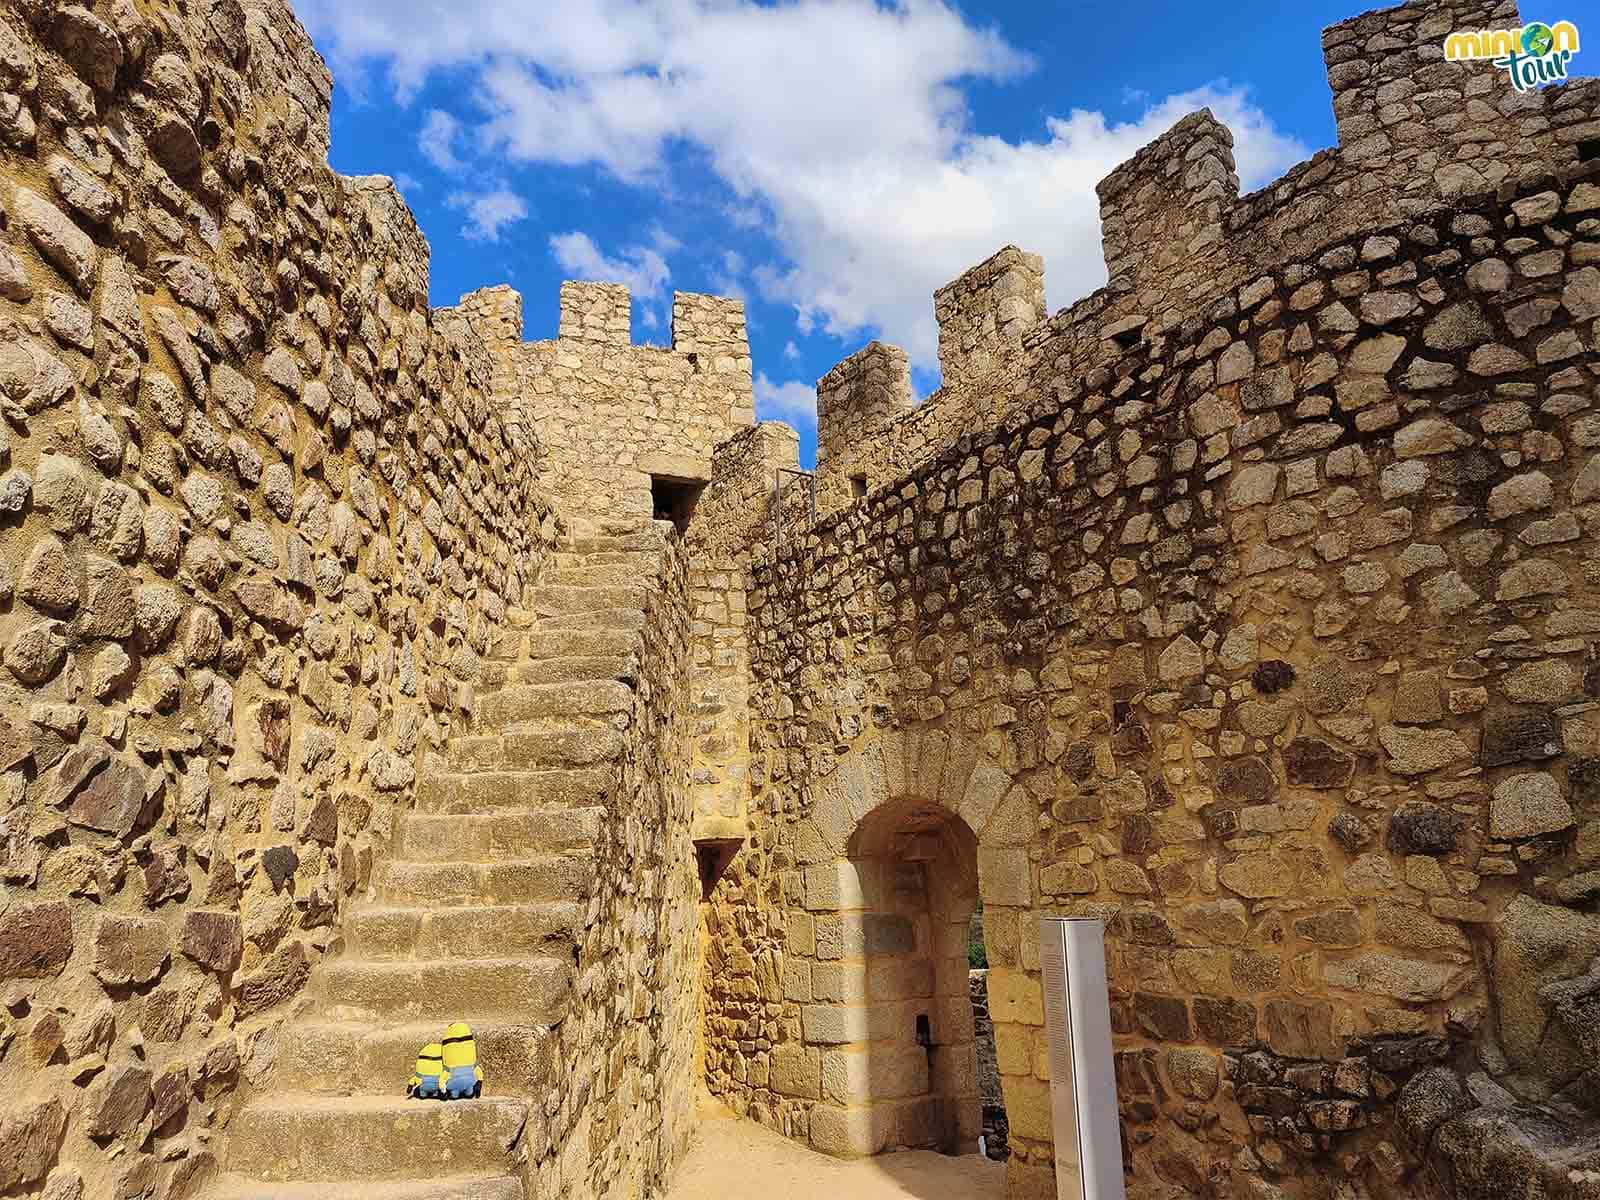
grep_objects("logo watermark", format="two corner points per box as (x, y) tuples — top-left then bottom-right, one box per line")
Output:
(1444, 20), (1580, 92)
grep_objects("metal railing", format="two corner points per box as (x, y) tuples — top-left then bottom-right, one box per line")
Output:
(772, 466), (816, 555)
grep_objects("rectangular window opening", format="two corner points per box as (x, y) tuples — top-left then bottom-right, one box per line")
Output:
(651, 475), (704, 535)
(850, 475), (868, 500)
(1579, 137), (1600, 163)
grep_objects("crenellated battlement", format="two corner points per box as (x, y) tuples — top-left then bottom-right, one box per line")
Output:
(672, 291), (752, 372)
(1323, 0), (1501, 151)
(815, 341), (914, 516)
(457, 283), (525, 348)
(793, 0), (1596, 498)
(443, 277), (758, 519)
(445, 279), (761, 521)
(934, 245), (1046, 395)
(1095, 108), (1239, 310)
(559, 280), (632, 346)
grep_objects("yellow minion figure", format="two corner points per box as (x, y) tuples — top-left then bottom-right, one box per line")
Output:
(406, 1042), (445, 1100)
(441, 1021), (483, 1100)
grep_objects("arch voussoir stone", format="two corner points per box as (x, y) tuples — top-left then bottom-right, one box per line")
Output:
(878, 729), (908, 799)
(957, 763), (1012, 834)
(939, 734), (980, 808)
(792, 817), (832, 866)
(849, 739), (889, 825)
(982, 783), (1036, 846)
(907, 728), (950, 800)
(810, 766), (859, 856)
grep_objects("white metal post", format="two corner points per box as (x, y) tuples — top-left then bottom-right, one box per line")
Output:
(1038, 917), (1127, 1200)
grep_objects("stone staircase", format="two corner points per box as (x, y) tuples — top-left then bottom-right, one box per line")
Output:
(208, 525), (670, 1200)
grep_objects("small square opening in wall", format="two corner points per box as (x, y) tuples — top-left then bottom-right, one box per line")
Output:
(651, 476), (704, 534)
(850, 475), (868, 500)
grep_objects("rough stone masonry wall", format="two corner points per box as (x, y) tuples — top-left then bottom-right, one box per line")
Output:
(0, 1), (559, 1196)
(532, 526), (701, 1200)
(729, 162), (1600, 1200)
(460, 281), (757, 522)
(683, 422), (801, 843)
(701, 4), (1600, 1199)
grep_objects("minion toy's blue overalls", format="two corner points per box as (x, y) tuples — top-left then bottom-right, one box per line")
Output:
(406, 1043), (445, 1099)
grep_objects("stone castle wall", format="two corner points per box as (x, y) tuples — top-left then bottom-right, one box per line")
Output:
(460, 281), (756, 522)
(2, 0), (1597, 1197)
(0, 0), (567, 1194)
(533, 526), (701, 1200)
(701, 1), (1600, 1198)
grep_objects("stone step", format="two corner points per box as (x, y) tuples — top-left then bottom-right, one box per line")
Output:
(271, 1018), (558, 1097)
(513, 655), (635, 686)
(397, 809), (602, 857)
(546, 564), (652, 587)
(477, 680), (634, 728)
(209, 1173), (525, 1200)
(223, 1096), (528, 1182)
(443, 726), (625, 772)
(347, 902), (582, 959)
(375, 856), (594, 906)
(316, 957), (571, 1023)
(551, 550), (661, 571)
(416, 768), (613, 814)
(563, 528), (666, 554)
(524, 629), (638, 659)
(535, 608), (647, 632)
(532, 585), (653, 617)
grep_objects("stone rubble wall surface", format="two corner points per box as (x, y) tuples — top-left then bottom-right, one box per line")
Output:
(529, 528), (700, 1200)
(460, 282), (757, 522)
(0, 0), (562, 1195)
(701, 0), (1600, 1185)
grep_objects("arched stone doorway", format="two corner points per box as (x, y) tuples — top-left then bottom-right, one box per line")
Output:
(786, 732), (1039, 1191)
(831, 799), (982, 1155)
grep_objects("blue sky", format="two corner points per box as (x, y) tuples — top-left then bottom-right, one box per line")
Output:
(294, 0), (1366, 468)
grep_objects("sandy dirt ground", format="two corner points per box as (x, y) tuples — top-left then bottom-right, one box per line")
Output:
(664, 1099), (1007, 1200)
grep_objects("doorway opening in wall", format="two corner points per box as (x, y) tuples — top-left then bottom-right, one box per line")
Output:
(651, 475), (704, 535)
(839, 800), (1000, 1175)
(967, 904), (1010, 1162)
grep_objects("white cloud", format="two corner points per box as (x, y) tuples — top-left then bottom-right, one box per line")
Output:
(447, 188), (529, 241)
(298, 0), (1310, 367)
(392, 171), (421, 195)
(783, 340), (800, 361)
(419, 108), (465, 172)
(648, 223), (683, 254)
(754, 372), (817, 424)
(707, 249), (749, 303)
(549, 231), (671, 298)
(725, 202), (765, 231)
